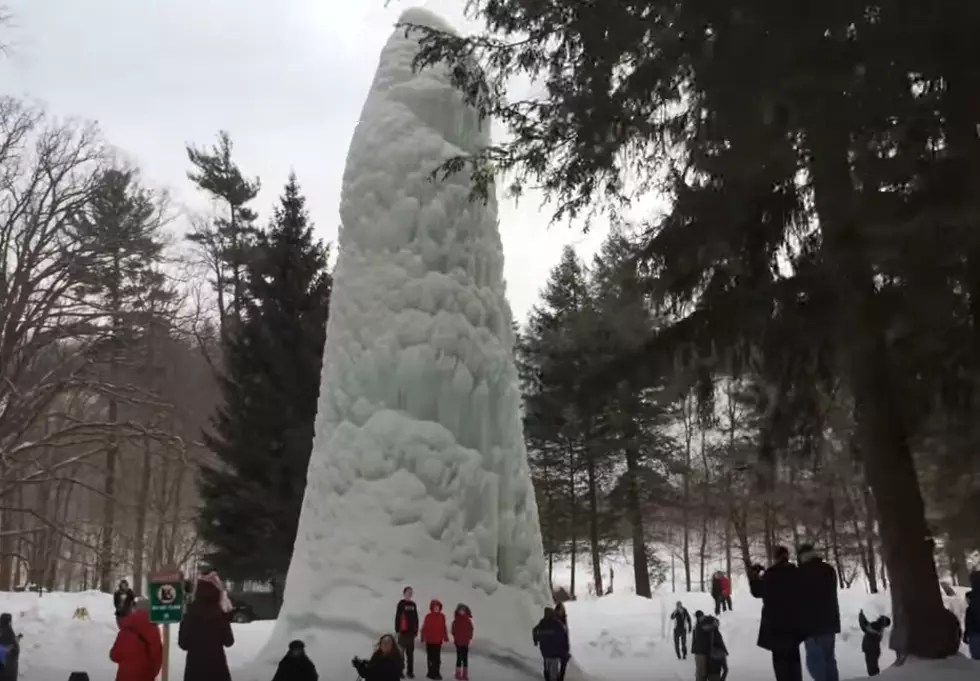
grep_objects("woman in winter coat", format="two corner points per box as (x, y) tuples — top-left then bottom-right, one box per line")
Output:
(111, 599), (164, 681)
(0, 613), (20, 681)
(178, 576), (234, 681)
(352, 634), (403, 681)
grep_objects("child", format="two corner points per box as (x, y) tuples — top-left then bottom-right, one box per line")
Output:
(420, 599), (449, 680)
(691, 614), (727, 681)
(451, 604), (473, 680)
(532, 607), (570, 681)
(394, 586), (420, 678)
(352, 634), (403, 681)
(858, 610), (891, 676)
(272, 640), (318, 681)
(964, 590), (979, 660)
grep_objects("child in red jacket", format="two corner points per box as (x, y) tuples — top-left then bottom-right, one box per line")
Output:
(420, 599), (449, 680)
(451, 604), (474, 680)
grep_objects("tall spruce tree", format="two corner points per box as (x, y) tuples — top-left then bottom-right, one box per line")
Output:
(73, 167), (171, 591)
(186, 131), (260, 343)
(197, 173), (331, 588)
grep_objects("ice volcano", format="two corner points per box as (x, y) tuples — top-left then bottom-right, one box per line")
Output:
(247, 8), (559, 681)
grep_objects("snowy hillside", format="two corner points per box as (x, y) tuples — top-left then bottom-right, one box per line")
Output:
(246, 6), (551, 681)
(4, 587), (975, 681)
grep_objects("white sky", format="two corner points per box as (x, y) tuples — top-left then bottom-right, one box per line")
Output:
(0, 0), (609, 322)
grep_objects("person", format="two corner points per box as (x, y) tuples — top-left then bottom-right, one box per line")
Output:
(857, 610), (890, 676)
(964, 590), (979, 660)
(670, 601), (693, 660)
(0, 613), (21, 681)
(796, 545), (840, 681)
(272, 640), (318, 681)
(749, 546), (803, 681)
(114, 580), (136, 621)
(110, 598), (163, 681)
(710, 573), (724, 616)
(451, 604), (473, 680)
(395, 586), (420, 679)
(177, 575), (235, 681)
(532, 607), (569, 681)
(553, 602), (570, 681)
(353, 634), (404, 681)
(691, 613), (728, 681)
(719, 573), (733, 613)
(420, 599), (449, 680)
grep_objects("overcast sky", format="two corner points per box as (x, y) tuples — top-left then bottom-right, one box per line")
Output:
(0, 0), (607, 322)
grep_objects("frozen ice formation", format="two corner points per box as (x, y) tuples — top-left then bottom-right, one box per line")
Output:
(246, 8), (556, 680)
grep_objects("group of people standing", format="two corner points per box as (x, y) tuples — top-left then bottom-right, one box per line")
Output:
(670, 602), (729, 681)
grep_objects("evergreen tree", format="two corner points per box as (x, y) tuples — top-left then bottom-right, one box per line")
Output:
(197, 173), (332, 588)
(72, 167), (171, 591)
(186, 131), (260, 343)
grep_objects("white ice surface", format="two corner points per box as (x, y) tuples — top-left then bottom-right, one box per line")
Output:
(9, 585), (977, 681)
(243, 6), (551, 680)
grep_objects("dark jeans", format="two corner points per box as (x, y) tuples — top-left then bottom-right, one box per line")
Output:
(722, 596), (732, 611)
(864, 651), (880, 676)
(804, 635), (839, 681)
(455, 646), (469, 668)
(772, 645), (803, 681)
(558, 656), (569, 681)
(542, 658), (560, 681)
(398, 634), (415, 676)
(673, 628), (688, 658)
(426, 643), (442, 679)
(720, 657), (728, 681)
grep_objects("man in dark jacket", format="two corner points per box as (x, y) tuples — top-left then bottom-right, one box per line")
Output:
(394, 586), (419, 678)
(114, 580), (136, 621)
(796, 545), (840, 681)
(670, 602), (693, 659)
(692, 614), (728, 681)
(532, 608), (570, 681)
(750, 546), (803, 681)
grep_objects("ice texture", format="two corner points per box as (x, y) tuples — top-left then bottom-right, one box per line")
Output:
(246, 8), (557, 680)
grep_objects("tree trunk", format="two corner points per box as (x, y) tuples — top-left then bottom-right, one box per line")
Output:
(567, 443), (577, 599)
(133, 434), (154, 595)
(98, 395), (119, 592)
(682, 397), (693, 592)
(862, 484), (879, 594)
(809, 129), (954, 658)
(585, 451), (603, 597)
(624, 446), (651, 597)
(828, 493), (845, 589)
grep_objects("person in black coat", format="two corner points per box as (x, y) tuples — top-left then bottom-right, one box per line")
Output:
(670, 602), (693, 660)
(691, 614), (728, 681)
(749, 546), (803, 681)
(532, 608), (570, 681)
(553, 602), (570, 681)
(353, 635), (403, 681)
(796, 545), (840, 681)
(272, 640), (318, 681)
(858, 611), (890, 676)
(178, 578), (235, 681)
(0, 613), (20, 681)
(113, 580), (136, 621)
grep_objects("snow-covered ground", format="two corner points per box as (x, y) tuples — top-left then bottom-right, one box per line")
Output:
(3, 584), (975, 681)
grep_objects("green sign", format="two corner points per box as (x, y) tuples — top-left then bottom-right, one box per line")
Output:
(148, 572), (184, 624)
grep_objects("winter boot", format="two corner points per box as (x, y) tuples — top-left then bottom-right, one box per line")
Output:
(462, 669), (469, 680)
(455, 668), (462, 680)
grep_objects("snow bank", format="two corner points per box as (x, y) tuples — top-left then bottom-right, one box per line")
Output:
(245, 7), (552, 681)
(0, 590), (271, 681)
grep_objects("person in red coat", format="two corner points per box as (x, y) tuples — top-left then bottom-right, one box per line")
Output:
(420, 600), (449, 680)
(719, 573), (733, 612)
(450, 604), (473, 680)
(110, 599), (163, 681)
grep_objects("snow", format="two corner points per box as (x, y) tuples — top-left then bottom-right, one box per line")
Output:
(6, 585), (976, 681)
(243, 7), (550, 681)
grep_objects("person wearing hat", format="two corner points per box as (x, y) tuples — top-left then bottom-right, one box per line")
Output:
(796, 544), (840, 681)
(272, 640), (318, 681)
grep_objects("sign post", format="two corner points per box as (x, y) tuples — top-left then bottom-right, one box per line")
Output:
(148, 567), (184, 681)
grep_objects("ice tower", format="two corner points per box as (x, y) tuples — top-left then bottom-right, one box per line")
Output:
(248, 8), (558, 680)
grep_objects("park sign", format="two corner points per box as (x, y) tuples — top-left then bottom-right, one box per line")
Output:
(148, 566), (184, 625)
